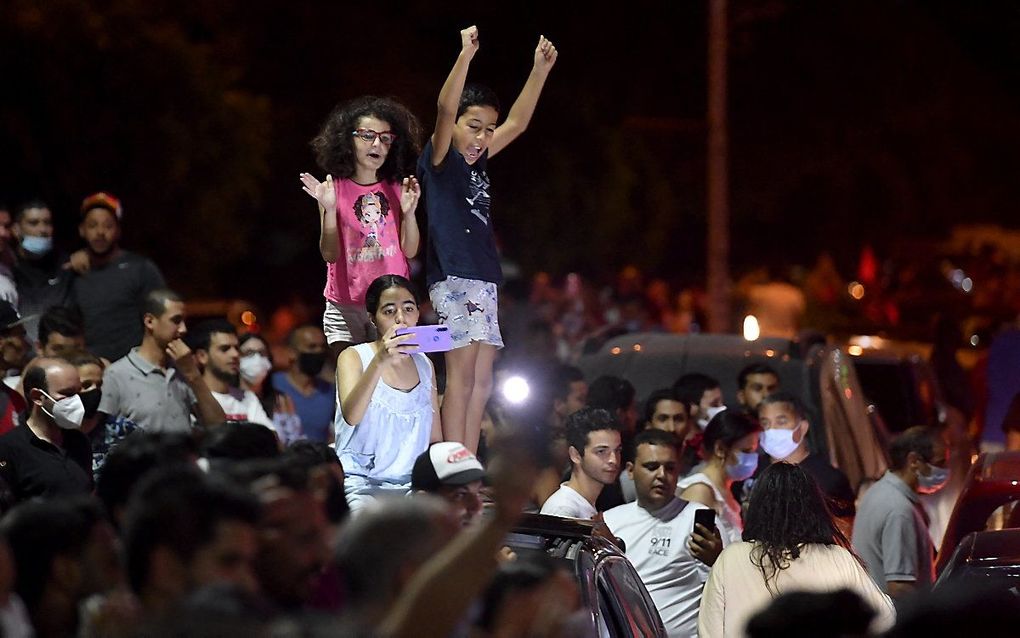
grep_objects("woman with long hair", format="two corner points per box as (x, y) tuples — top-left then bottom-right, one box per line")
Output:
(335, 274), (442, 513)
(677, 409), (760, 545)
(698, 463), (894, 637)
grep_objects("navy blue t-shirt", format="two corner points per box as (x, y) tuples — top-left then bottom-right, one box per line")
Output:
(417, 140), (502, 287)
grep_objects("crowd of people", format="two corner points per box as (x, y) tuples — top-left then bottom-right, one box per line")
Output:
(0, 24), (1016, 638)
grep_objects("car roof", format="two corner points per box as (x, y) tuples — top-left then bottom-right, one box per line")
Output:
(965, 529), (1020, 564)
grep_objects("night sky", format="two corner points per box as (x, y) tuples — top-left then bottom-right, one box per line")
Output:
(3, 0), (1020, 313)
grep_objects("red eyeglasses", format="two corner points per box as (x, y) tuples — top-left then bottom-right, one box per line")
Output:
(352, 128), (398, 144)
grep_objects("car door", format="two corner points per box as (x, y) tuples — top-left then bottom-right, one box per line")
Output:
(595, 556), (667, 637)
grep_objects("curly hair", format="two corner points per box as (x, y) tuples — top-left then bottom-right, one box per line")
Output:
(742, 462), (857, 594)
(311, 96), (422, 181)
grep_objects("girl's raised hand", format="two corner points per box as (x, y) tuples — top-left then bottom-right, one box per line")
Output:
(400, 176), (421, 215)
(379, 324), (415, 363)
(299, 172), (337, 211)
(534, 35), (558, 73)
(461, 25), (479, 54)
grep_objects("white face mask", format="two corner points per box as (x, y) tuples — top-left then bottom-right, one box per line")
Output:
(239, 353), (272, 384)
(40, 391), (85, 430)
(697, 405), (727, 430)
(760, 426), (801, 460)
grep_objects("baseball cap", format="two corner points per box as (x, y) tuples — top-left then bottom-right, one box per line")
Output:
(411, 441), (486, 491)
(80, 192), (123, 221)
(0, 300), (32, 332)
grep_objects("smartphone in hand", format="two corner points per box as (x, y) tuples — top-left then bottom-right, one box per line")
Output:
(693, 508), (717, 535)
(395, 325), (454, 353)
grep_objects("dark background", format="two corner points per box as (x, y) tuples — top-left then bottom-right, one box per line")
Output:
(3, 0), (1020, 312)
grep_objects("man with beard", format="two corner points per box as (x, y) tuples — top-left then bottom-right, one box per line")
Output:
(603, 429), (720, 637)
(98, 289), (225, 434)
(271, 325), (334, 443)
(70, 192), (165, 361)
(190, 319), (273, 430)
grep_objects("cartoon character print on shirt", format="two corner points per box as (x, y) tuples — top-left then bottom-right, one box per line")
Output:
(465, 169), (491, 225)
(349, 191), (399, 264)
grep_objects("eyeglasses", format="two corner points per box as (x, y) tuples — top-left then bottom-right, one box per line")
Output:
(352, 128), (398, 145)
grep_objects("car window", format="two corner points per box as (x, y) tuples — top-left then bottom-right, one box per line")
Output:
(597, 557), (663, 637)
(986, 500), (1020, 530)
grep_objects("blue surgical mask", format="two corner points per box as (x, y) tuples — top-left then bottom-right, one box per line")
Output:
(916, 463), (950, 494)
(726, 451), (759, 481)
(20, 235), (52, 256)
(760, 427), (800, 460)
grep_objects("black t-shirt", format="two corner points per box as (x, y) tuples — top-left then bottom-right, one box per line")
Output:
(800, 452), (856, 518)
(417, 140), (502, 287)
(71, 250), (166, 361)
(0, 423), (93, 502)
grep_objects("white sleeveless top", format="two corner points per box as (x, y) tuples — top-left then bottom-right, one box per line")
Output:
(676, 472), (743, 545)
(335, 343), (434, 483)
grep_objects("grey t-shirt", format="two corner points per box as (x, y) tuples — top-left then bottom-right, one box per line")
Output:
(72, 250), (165, 361)
(852, 471), (934, 591)
(98, 348), (196, 433)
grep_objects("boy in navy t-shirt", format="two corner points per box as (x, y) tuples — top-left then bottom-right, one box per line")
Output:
(417, 26), (557, 453)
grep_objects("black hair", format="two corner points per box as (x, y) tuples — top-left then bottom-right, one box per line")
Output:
(673, 372), (720, 409)
(742, 462), (856, 594)
(37, 305), (84, 346)
(551, 364), (585, 402)
(642, 388), (681, 425)
(66, 349), (104, 370)
(311, 95), (422, 182)
(352, 191), (391, 223)
(286, 323), (325, 349)
(564, 407), (621, 457)
(702, 409), (761, 458)
(889, 425), (940, 471)
(457, 83), (501, 119)
(95, 431), (198, 526)
(21, 362), (50, 399)
(14, 199), (49, 222)
(187, 318), (237, 353)
(0, 497), (105, 611)
(287, 440), (343, 469)
(587, 376), (635, 413)
(477, 552), (559, 631)
(758, 391), (807, 421)
(202, 422), (280, 462)
(630, 428), (679, 460)
(143, 288), (182, 319)
(738, 363), (779, 390)
(123, 467), (260, 594)
(364, 274), (419, 315)
(223, 455), (311, 494)
(746, 589), (876, 638)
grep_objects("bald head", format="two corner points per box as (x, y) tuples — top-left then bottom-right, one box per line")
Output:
(23, 357), (81, 415)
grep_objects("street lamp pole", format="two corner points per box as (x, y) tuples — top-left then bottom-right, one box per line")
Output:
(707, 0), (731, 333)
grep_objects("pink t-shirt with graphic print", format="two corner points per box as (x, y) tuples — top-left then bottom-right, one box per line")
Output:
(323, 178), (409, 305)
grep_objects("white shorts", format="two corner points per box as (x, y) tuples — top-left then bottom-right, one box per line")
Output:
(428, 276), (504, 349)
(323, 301), (375, 345)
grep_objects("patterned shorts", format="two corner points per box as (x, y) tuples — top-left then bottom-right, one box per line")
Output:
(428, 276), (504, 349)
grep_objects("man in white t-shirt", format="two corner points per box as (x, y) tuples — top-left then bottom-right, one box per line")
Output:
(540, 407), (621, 519)
(191, 319), (273, 429)
(604, 429), (721, 637)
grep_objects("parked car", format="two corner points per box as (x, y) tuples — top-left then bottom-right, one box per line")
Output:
(507, 513), (667, 637)
(934, 528), (1020, 595)
(577, 332), (888, 491)
(936, 451), (1020, 575)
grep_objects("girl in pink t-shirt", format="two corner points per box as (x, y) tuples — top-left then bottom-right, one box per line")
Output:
(300, 96), (423, 357)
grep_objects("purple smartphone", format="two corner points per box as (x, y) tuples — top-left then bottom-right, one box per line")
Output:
(395, 325), (454, 353)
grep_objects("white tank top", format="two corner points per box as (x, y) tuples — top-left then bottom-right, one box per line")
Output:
(334, 343), (434, 483)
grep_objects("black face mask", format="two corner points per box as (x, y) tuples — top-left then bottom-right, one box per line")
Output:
(79, 388), (102, 418)
(297, 351), (327, 377)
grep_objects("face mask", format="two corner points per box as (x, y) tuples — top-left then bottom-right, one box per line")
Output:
(297, 351), (327, 377)
(78, 388), (102, 419)
(697, 405), (727, 430)
(40, 391), (85, 430)
(21, 235), (52, 256)
(726, 451), (759, 481)
(239, 353), (272, 384)
(916, 463), (950, 494)
(760, 427), (801, 460)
